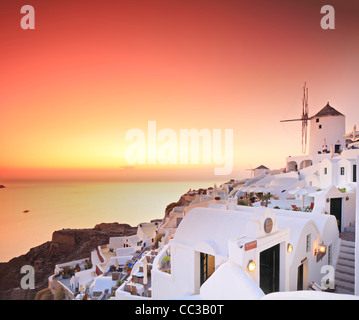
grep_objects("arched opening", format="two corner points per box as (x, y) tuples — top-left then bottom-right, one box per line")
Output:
(287, 161), (298, 172)
(299, 160), (313, 170)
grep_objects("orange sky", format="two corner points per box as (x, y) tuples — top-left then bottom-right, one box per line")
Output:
(1, 0), (359, 181)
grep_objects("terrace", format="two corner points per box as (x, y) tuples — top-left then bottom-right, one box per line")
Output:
(52, 260), (97, 297)
(116, 250), (159, 299)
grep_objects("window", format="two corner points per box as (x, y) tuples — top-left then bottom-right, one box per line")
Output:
(353, 165), (357, 182)
(340, 167), (345, 175)
(319, 125), (322, 129)
(324, 167), (327, 175)
(316, 118), (320, 123)
(306, 234), (311, 253)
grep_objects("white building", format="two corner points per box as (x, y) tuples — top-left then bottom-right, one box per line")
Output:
(148, 205), (340, 299)
(319, 157), (357, 189)
(286, 103), (346, 172)
(109, 221), (158, 249)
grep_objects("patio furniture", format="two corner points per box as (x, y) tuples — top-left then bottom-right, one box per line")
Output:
(305, 202), (314, 212)
(131, 286), (138, 296)
(112, 272), (120, 281)
(136, 272), (144, 284)
(291, 205), (301, 211)
(309, 281), (323, 291)
(129, 283), (144, 296)
(136, 284), (145, 296)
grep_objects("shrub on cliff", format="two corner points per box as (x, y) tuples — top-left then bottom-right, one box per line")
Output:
(61, 266), (74, 279)
(35, 288), (54, 300)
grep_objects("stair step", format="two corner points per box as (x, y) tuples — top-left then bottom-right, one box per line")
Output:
(334, 237), (356, 295)
(336, 264), (355, 275)
(338, 252), (355, 261)
(338, 258), (355, 268)
(341, 246), (355, 255)
(336, 272), (355, 283)
(336, 285), (354, 295)
(341, 240), (355, 248)
(335, 278), (355, 290)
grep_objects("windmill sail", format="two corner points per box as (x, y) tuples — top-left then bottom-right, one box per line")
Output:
(281, 83), (309, 154)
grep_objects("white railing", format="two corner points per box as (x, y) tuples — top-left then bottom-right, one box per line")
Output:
(153, 243), (172, 275)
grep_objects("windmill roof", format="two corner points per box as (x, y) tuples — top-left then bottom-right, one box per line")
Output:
(255, 165), (269, 170)
(311, 103), (344, 118)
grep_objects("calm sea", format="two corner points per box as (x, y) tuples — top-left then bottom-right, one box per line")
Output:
(0, 180), (216, 262)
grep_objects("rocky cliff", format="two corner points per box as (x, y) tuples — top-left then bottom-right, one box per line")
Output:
(164, 194), (194, 218)
(0, 223), (137, 300)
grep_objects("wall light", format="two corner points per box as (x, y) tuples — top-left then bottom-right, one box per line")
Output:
(247, 260), (256, 272)
(287, 243), (293, 253)
(318, 243), (327, 254)
(316, 242), (327, 262)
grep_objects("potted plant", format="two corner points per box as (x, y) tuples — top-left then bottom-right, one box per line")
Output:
(162, 255), (171, 271)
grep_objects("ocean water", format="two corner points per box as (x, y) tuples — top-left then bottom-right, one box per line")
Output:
(0, 180), (215, 262)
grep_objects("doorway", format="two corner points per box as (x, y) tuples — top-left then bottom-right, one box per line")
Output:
(330, 198), (342, 232)
(200, 252), (215, 286)
(297, 264), (304, 290)
(260, 244), (280, 294)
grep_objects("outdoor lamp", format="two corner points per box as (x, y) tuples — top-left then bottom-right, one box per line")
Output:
(287, 243), (293, 253)
(247, 260), (256, 272)
(319, 243), (327, 254)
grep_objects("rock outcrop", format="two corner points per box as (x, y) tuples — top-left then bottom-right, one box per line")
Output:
(0, 223), (137, 300)
(164, 193), (197, 218)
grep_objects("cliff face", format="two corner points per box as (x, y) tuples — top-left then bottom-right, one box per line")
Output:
(0, 223), (137, 300)
(164, 194), (194, 218)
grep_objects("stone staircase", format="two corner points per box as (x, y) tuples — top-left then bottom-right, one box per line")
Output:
(335, 240), (355, 295)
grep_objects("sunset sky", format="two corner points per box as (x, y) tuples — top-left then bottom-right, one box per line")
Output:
(1, 0), (359, 181)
